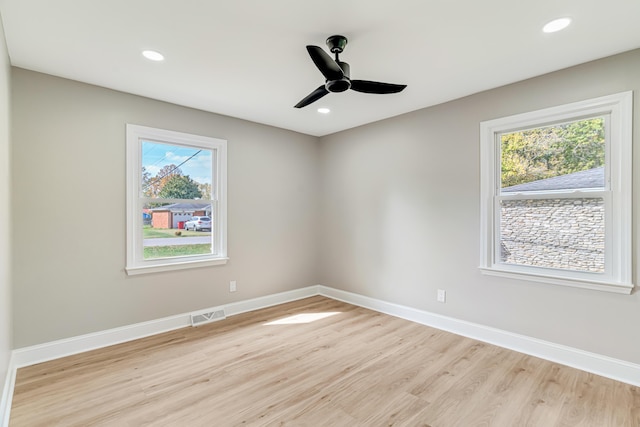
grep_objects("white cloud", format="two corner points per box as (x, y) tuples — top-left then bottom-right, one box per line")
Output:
(165, 151), (189, 163)
(145, 165), (160, 175)
(192, 176), (211, 184)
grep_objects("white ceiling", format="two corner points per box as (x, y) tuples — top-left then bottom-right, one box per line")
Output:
(1, 1), (639, 137)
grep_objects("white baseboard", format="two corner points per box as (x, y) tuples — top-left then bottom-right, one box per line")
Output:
(223, 285), (321, 317)
(11, 285), (320, 369)
(0, 354), (16, 427)
(317, 285), (640, 387)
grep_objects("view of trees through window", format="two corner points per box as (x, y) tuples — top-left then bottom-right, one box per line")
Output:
(500, 117), (605, 189)
(498, 117), (606, 273)
(481, 92), (631, 290)
(141, 141), (214, 260)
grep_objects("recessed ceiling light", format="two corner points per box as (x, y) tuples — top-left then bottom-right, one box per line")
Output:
(142, 50), (165, 61)
(543, 18), (572, 33)
(317, 107), (331, 114)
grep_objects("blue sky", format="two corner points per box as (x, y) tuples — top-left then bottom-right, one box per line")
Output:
(142, 140), (212, 185)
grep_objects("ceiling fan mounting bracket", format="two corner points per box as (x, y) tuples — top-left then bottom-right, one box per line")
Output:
(326, 35), (348, 54)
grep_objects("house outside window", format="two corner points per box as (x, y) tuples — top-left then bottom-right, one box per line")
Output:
(126, 124), (227, 275)
(479, 92), (633, 294)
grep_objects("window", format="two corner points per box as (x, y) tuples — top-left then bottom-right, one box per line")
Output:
(126, 124), (227, 275)
(479, 92), (632, 294)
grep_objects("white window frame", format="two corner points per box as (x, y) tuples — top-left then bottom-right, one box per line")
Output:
(126, 124), (228, 275)
(479, 92), (633, 294)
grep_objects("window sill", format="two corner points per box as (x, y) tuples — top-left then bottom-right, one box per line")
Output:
(126, 257), (229, 276)
(479, 267), (633, 295)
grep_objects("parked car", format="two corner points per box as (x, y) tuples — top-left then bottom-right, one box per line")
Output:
(184, 216), (212, 231)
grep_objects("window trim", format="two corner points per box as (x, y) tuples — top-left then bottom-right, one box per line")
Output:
(125, 124), (228, 275)
(479, 92), (633, 294)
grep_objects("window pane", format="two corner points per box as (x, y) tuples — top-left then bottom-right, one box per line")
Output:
(142, 203), (213, 260)
(500, 117), (605, 192)
(141, 140), (212, 200)
(500, 198), (604, 273)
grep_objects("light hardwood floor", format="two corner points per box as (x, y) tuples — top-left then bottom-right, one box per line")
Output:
(9, 296), (640, 426)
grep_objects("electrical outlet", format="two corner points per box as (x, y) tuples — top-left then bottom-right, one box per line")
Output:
(437, 289), (446, 303)
(230, 280), (237, 292)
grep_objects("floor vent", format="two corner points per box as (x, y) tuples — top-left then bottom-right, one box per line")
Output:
(191, 309), (226, 326)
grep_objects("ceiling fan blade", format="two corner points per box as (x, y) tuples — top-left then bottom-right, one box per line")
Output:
(306, 45), (344, 81)
(351, 80), (407, 94)
(294, 85), (329, 108)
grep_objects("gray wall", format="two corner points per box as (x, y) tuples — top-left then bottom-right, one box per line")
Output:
(318, 49), (640, 364)
(11, 69), (319, 348)
(0, 12), (12, 400)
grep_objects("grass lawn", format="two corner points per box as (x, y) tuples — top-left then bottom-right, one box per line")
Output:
(143, 226), (210, 239)
(144, 244), (212, 259)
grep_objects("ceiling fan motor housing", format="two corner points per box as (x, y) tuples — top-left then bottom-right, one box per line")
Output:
(326, 78), (350, 92)
(326, 61), (351, 92)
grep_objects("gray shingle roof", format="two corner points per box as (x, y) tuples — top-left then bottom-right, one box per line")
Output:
(501, 167), (604, 193)
(150, 202), (210, 211)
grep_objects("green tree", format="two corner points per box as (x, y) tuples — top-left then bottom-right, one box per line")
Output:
(501, 127), (561, 187)
(555, 118), (605, 174)
(198, 182), (212, 200)
(501, 118), (604, 187)
(142, 166), (151, 190)
(143, 165), (184, 197)
(157, 175), (202, 199)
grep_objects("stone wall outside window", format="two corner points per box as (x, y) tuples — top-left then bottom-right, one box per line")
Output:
(500, 198), (605, 272)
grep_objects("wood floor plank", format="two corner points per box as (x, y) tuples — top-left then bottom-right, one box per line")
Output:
(9, 296), (640, 426)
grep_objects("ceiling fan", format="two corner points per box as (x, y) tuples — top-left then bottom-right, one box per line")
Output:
(294, 35), (407, 108)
